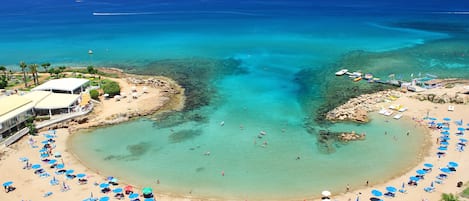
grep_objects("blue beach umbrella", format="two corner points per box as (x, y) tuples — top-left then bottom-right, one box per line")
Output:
(371, 189), (383, 197)
(39, 148), (48, 153)
(441, 131), (450, 135)
(65, 169), (74, 174)
(129, 193), (139, 199)
(48, 159), (57, 165)
(416, 169), (426, 175)
(424, 163), (433, 168)
(45, 134), (54, 139)
(99, 196), (110, 201)
(458, 127), (465, 131)
(31, 164), (41, 169)
(19, 157), (29, 162)
(386, 186), (397, 193)
(430, 117), (437, 121)
(56, 164), (64, 169)
(112, 188), (123, 193)
(99, 183), (109, 188)
(2, 181), (13, 187)
(41, 140), (50, 144)
(440, 141), (449, 146)
(442, 127), (450, 131)
(437, 122), (444, 126)
(438, 146), (447, 151)
(443, 117), (451, 121)
(144, 198), (155, 201)
(410, 176), (420, 182)
(460, 138), (468, 142)
(442, 136), (450, 140)
(40, 153), (49, 158)
(441, 168), (451, 173)
(77, 173), (86, 178)
(448, 161), (459, 167)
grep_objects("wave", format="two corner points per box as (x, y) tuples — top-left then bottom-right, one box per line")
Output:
(92, 10), (263, 17)
(432, 11), (469, 15)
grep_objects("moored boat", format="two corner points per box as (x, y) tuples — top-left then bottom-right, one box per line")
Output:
(353, 77), (362, 82)
(335, 69), (348, 76)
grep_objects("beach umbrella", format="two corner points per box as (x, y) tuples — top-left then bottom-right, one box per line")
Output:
(371, 189), (383, 197)
(41, 140), (50, 144)
(410, 176), (420, 182)
(45, 134), (54, 139)
(416, 169), (426, 175)
(54, 152), (61, 157)
(144, 198), (155, 201)
(40, 153), (49, 158)
(56, 164), (64, 169)
(77, 173), (86, 178)
(430, 117), (437, 121)
(48, 159), (57, 165)
(129, 193), (139, 199)
(142, 187), (153, 195)
(448, 161), (459, 167)
(440, 141), (449, 146)
(65, 169), (74, 174)
(438, 146), (447, 151)
(441, 168), (451, 173)
(458, 127), (465, 131)
(19, 157), (29, 162)
(443, 117), (451, 121)
(32, 164), (41, 169)
(460, 138), (468, 142)
(442, 136), (450, 140)
(110, 178), (117, 183)
(99, 197), (110, 201)
(441, 131), (450, 135)
(424, 163), (433, 168)
(437, 122), (444, 126)
(442, 127), (450, 131)
(2, 181), (13, 187)
(321, 190), (331, 197)
(386, 186), (397, 193)
(112, 188), (123, 193)
(99, 183), (109, 188)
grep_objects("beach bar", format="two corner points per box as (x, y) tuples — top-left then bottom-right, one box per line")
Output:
(0, 96), (34, 141)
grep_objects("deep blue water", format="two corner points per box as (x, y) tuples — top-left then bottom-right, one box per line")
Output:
(3, 0), (469, 199)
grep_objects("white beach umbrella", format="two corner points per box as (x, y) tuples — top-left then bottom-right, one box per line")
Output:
(321, 190), (331, 197)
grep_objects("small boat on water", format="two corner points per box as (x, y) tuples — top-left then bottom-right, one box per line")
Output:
(384, 110), (393, 116)
(260, 131), (267, 135)
(88, 50), (94, 54)
(220, 121), (225, 126)
(364, 73), (373, 80)
(379, 108), (387, 115)
(335, 69), (348, 76)
(348, 72), (362, 78)
(353, 77), (362, 82)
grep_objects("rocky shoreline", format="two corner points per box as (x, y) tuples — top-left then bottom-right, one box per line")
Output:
(325, 90), (402, 122)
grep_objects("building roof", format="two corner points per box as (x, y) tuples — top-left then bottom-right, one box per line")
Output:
(0, 95), (34, 123)
(0, 95), (32, 116)
(21, 91), (51, 105)
(35, 93), (80, 109)
(32, 78), (89, 92)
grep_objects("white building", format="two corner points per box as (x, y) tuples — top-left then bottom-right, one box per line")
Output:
(0, 96), (34, 140)
(32, 78), (90, 94)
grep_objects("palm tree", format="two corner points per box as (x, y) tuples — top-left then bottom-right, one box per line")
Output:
(29, 64), (39, 86)
(41, 62), (51, 73)
(441, 193), (460, 201)
(19, 61), (28, 87)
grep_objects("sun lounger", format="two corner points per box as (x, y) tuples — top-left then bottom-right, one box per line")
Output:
(43, 192), (53, 197)
(399, 189), (407, 193)
(384, 192), (395, 197)
(424, 187), (435, 192)
(448, 105), (455, 111)
(40, 172), (50, 178)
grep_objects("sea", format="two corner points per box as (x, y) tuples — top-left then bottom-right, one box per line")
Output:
(2, 0), (469, 200)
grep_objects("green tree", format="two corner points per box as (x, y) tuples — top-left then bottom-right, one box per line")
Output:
(441, 193), (460, 201)
(0, 65), (6, 77)
(89, 89), (99, 100)
(41, 62), (51, 73)
(0, 75), (7, 89)
(102, 80), (120, 97)
(29, 63), (39, 85)
(26, 117), (36, 135)
(19, 61), (28, 87)
(87, 65), (98, 74)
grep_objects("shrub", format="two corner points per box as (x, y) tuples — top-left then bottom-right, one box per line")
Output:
(90, 89), (100, 100)
(101, 80), (120, 97)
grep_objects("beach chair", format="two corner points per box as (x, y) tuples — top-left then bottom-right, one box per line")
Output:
(43, 191), (53, 197)
(40, 172), (51, 178)
(50, 179), (59, 186)
(399, 189), (407, 194)
(424, 187), (435, 192)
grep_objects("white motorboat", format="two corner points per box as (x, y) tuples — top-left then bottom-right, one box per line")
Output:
(335, 69), (348, 76)
(384, 110), (393, 116)
(379, 108), (387, 115)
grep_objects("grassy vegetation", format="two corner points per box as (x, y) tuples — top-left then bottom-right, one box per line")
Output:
(461, 186), (469, 198)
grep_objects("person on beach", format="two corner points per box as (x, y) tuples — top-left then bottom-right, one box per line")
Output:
(366, 180), (369, 186)
(346, 184), (350, 192)
(156, 179), (160, 184)
(221, 170), (225, 176)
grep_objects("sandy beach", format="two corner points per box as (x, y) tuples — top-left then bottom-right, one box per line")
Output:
(1, 78), (469, 201)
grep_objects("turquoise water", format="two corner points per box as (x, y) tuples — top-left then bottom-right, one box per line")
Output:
(3, 1), (468, 199)
(70, 114), (427, 200)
